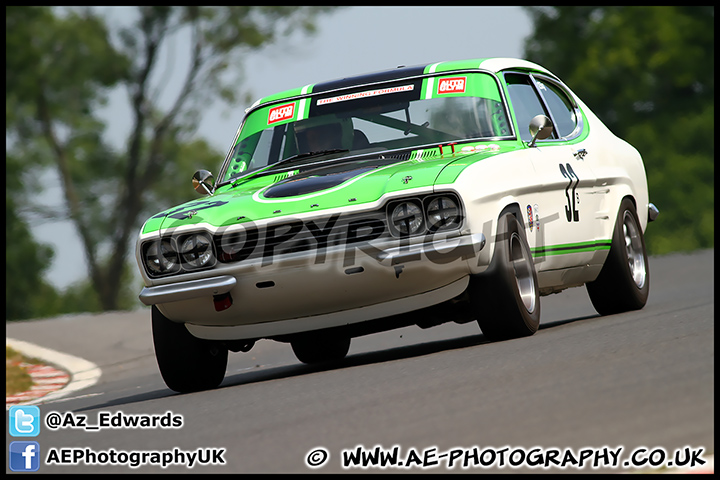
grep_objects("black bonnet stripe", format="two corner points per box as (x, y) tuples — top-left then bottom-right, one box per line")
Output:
(312, 64), (427, 94)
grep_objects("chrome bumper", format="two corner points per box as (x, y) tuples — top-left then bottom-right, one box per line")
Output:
(376, 233), (486, 265)
(139, 275), (236, 306)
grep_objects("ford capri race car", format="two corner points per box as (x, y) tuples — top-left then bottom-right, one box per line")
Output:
(136, 58), (658, 393)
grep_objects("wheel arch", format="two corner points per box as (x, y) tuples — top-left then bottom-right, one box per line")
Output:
(498, 202), (525, 229)
(603, 176), (649, 233)
(480, 200), (528, 270)
(476, 200), (526, 272)
(608, 191), (640, 238)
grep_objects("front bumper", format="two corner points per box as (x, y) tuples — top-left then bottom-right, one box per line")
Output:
(139, 232), (486, 307)
(139, 275), (236, 305)
(186, 276), (470, 340)
(139, 231), (487, 335)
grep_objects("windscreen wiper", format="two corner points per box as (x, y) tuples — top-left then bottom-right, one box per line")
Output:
(255, 149), (349, 175)
(222, 149), (349, 188)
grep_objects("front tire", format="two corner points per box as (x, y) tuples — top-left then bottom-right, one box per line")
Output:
(152, 306), (228, 393)
(471, 213), (540, 341)
(586, 198), (649, 315)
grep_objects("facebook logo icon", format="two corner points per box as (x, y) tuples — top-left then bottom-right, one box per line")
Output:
(9, 441), (41, 472)
(9, 406), (40, 437)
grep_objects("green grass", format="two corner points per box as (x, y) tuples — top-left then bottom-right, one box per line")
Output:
(6, 346), (38, 396)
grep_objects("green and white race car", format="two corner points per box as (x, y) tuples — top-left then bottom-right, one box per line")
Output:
(136, 58), (658, 393)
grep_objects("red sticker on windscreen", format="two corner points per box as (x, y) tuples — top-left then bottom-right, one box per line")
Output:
(268, 103), (295, 124)
(437, 76), (466, 94)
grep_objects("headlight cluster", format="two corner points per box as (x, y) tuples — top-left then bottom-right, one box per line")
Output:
(388, 194), (462, 237)
(142, 232), (216, 277)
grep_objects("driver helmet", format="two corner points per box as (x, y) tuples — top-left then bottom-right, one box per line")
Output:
(294, 115), (354, 153)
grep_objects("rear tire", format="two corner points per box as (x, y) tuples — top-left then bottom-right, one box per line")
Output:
(586, 198), (649, 315)
(291, 332), (351, 365)
(471, 213), (540, 341)
(152, 306), (227, 393)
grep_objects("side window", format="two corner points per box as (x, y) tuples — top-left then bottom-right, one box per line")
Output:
(535, 79), (578, 138)
(504, 73), (550, 142)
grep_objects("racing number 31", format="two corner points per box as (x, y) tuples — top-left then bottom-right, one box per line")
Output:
(559, 163), (580, 222)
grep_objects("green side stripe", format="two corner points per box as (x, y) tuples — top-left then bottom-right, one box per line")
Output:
(531, 240), (612, 258)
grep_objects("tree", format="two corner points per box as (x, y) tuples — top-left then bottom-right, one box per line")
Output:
(522, 6), (714, 254)
(5, 181), (58, 320)
(6, 6), (338, 312)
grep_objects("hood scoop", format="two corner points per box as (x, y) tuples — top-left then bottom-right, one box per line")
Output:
(263, 166), (376, 198)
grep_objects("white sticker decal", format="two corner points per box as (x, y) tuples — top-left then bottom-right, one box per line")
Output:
(317, 85), (414, 106)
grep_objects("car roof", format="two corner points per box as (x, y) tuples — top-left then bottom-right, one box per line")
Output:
(248, 57), (552, 111)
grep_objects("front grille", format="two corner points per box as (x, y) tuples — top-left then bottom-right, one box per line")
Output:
(213, 209), (390, 264)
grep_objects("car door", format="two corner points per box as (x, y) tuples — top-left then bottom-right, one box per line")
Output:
(503, 72), (603, 274)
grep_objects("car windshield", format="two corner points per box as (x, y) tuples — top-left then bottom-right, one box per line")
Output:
(221, 72), (511, 183)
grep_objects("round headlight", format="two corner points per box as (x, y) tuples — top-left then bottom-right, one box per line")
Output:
(390, 201), (425, 236)
(180, 233), (214, 269)
(144, 239), (179, 276)
(427, 196), (460, 231)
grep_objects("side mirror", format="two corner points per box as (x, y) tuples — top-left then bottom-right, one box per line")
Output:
(192, 169), (215, 196)
(528, 115), (554, 147)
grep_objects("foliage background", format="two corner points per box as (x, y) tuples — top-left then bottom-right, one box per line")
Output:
(6, 6), (336, 319)
(523, 6), (714, 255)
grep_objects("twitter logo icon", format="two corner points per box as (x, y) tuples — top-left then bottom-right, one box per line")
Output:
(9, 406), (41, 437)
